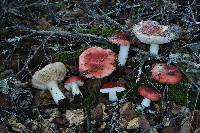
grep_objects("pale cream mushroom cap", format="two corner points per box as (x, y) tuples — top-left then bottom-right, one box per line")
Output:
(132, 20), (181, 45)
(32, 62), (67, 90)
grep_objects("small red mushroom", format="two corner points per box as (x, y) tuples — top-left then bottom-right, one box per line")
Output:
(109, 32), (133, 66)
(138, 85), (161, 108)
(64, 76), (84, 96)
(151, 63), (182, 84)
(79, 47), (116, 78)
(100, 82), (126, 102)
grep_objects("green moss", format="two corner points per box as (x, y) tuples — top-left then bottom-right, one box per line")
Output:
(79, 25), (117, 37)
(54, 48), (85, 62)
(176, 62), (188, 69)
(55, 51), (69, 62)
(83, 91), (98, 110)
(100, 26), (115, 36)
(76, 48), (85, 56)
(150, 83), (200, 109)
(126, 75), (138, 97)
(155, 0), (164, 4)
(90, 26), (99, 35)
(168, 84), (188, 106)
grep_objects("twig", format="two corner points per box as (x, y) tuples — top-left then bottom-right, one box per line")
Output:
(8, 26), (108, 42)
(16, 33), (53, 76)
(187, 2), (200, 24)
(109, 105), (120, 133)
(98, 8), (128, 31)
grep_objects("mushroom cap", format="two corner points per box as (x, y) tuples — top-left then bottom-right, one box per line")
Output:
(102, 82), (126, 88)
(132, 20), (181, 45)
(65, 76), (83, 84)
(151, 63), (182, 84)
(79, 47), (116, 78)
(64, 76), (84, 87)
(138, 85), (161, 101)
(100, 82), (126, 93)
(109, 32), (132, 46)
(31, 62), (67, 90)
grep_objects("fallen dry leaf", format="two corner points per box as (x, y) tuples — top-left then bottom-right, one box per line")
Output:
(119, 102), (138, 128)
(179, 118), (192, 133)
(65, 109), (85, 126)
(37, 17), (51, 30)
(138, 116), (151, 131)
(0, 124), (6, 133)
(193, 110), (200, 129)
(98, 122), (106, 131)
(8, 117), (26, 132)
(126, 117), (139, 129)
(91, 103), (105, 120)
(194, 128), (200, 133)
(162, 126), (176, 133)
(171, 103), (190, 116)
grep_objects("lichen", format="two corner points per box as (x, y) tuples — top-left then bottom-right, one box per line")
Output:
(0, 78), (13, 94)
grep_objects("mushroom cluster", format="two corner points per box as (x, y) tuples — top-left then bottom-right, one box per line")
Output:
(29, 20), (184, 120)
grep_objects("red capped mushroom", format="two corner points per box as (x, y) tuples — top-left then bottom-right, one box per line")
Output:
(151, 63), (182, 84)
(100, 82), (126, 102)
(138, 85), (161, 108)
(64, 76), (84, 96)
(79, 47), (116, 78)
(109, 32), (133, 66)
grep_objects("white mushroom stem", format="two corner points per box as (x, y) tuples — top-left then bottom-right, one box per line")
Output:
(141, 98), (151, 108)
(46, 81), (66, 104)
(149, 44), (159, 55)
(118, 45), (130, 66)
(108, 91), (118, 102)
(70, 82), (82, 96)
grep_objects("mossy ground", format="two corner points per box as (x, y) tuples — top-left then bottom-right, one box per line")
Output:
(79, 25), (117, 37)
(54, 47), (85, 62)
